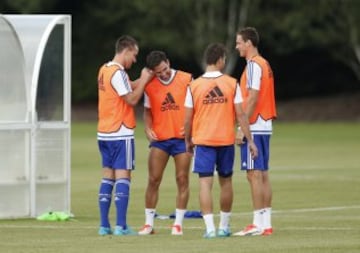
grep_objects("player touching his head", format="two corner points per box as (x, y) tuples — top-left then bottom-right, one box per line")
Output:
(138, 51), (193, 236)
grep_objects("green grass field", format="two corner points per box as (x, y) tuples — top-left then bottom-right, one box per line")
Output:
(1, 122), (359, 253)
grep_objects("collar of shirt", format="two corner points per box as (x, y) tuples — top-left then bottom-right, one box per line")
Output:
(202, 71), (222, 78)
(106, 61), (124, 70)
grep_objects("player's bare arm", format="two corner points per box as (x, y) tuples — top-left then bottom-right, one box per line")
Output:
(143, 107), (158, 141)
(184, 107), (194, 154)
(123, 68), (153, 106)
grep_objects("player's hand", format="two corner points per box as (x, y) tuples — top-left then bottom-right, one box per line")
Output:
(185, 140), (194, 155)
(248, 140), (258, 159)
(140, 67), (154, 84)
(145, 127), (158, 142)
(235, 128), (245, 145)
(179, 126), (185, 136)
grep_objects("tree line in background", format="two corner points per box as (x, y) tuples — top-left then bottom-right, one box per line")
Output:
(1, 0), (360, 103)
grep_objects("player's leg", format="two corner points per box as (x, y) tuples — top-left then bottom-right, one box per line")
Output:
(262, 170), (273, 235)
(97, 140), (115, 235)
(113, 139), (136, 236)
(247, 169), (265, 225)
(145, 147), (170, 208)
(199, 175), (215, 237)
(234, 136), (264, 236)
(139, 146), (169, 235)
(174, 152), (190, 209)
(217, 176), (232, 237)
(218, 176), (233, 213)
(261, 135), (273, 235)
(172, 150), (191, 235)
(114, 169), (132, 230)
(217, 145), (234, 237)
(262, 171), (272, 207)
(193, 145), (216, 238)
(98, 168), (115, 235)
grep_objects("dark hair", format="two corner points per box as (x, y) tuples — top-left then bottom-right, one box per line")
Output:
(146, 50), (168, 70)
(115, 35), (138, 53)
(204, 43), (226, 65)
(237, 27), (260, 47)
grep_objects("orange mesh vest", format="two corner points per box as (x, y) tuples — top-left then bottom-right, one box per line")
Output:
(145, 71), (192, 140)
(190, 74), (237, 146)
(240, 55), (277, 124)
(97, 64), (135, 133)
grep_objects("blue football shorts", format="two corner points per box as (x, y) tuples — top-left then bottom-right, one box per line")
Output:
(149, 138), (186, 156)
(240, 134), (270, 171)
(192, 145), (234, 177)
(98, 139), (135, 170)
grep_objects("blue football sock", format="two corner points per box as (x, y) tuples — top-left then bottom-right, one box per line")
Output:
(98, 178), (114, 228)
(114, 178), (131, 228)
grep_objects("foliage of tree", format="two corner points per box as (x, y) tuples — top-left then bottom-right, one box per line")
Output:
(248, 0), (360, 98)
(1, 0), (359, 102)
(254, 0), (360, 78)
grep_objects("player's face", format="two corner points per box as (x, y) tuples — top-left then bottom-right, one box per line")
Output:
(153, 60), (171, 81)
(235, 35), (247, 58)
(124, 45), (139, 69)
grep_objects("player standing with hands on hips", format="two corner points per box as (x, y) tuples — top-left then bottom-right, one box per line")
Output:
(97, 35), (153, 236)
(233, 27), (277, 236)
(184, 43), (258, 238)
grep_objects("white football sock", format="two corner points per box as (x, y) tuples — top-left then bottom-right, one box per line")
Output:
(219, 211), (231, 230)
(252, 209), (263, 228)
(145, 208), (156, 227)
(203, 214), (216, 233)
(174, 208), (186, 226)
(262, 207), (272, 229)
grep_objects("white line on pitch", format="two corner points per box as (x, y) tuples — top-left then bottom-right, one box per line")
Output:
(231, 205), (360, 216)
(1, 205), (359, 230)
(0, 225), (358, 231)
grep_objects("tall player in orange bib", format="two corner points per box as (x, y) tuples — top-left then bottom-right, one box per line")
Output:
(233, 27), (277, 236)
(138, 51), (192, 236)
(97, 35), (153, 236)
(184, 43), (258, 238)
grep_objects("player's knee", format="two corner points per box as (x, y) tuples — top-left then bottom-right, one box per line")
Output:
(176, 174), (189, 186)
(247, 170), (261, 182)
(149, 174), (163, 186)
